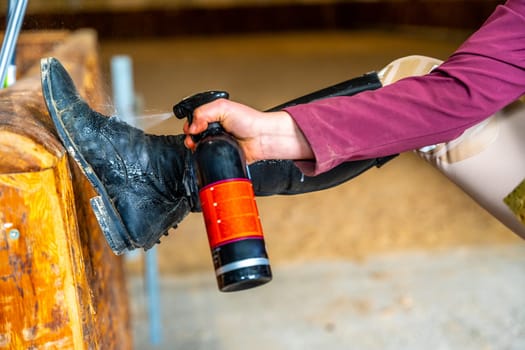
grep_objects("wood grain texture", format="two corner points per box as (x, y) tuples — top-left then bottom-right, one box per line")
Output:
(0, 30), (131, 349)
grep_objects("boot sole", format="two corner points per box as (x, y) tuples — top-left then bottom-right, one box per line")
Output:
(41, 57), (134, 255)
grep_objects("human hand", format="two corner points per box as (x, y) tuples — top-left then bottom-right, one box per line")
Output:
(183, 98), (267, 163)
(183, 98), (314, 163)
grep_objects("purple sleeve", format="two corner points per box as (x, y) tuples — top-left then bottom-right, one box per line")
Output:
(285, 0), (525, 176)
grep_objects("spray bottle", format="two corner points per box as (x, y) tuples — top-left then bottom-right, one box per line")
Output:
(173, 91), (272, 292)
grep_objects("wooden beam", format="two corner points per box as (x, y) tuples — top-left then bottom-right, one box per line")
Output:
(0, 30), (131, 349)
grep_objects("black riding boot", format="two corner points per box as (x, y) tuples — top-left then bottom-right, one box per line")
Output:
(42, 57), (199, 254)
(41, 57), (395, 255)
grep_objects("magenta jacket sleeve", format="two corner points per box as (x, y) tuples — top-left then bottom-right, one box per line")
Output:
(285, 0), (525, 176)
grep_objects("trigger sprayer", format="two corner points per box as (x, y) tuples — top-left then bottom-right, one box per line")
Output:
(173, 91), (272, 292)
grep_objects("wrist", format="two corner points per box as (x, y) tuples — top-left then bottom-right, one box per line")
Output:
(257, 111), (314, 161)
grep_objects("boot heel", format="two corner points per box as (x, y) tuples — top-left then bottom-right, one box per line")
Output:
(90, 195), (134, 255)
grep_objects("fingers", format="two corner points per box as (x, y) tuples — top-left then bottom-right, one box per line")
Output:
(182, 122), (193, 149)
(186, 99), (225, 131)
(183, 135), (196, 150)
(182, 99), (228, 149)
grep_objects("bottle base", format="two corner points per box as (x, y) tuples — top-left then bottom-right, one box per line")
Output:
(217, 264), (272, 292)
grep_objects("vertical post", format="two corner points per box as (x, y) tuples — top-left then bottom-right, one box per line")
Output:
(0, 0), (27, 87)
(145, 248), (162, 345)
(111, 54), (163, 345)
(110, 55), (136, 124)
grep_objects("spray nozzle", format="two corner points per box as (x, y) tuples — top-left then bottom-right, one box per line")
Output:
(173, 91), (229, 143)
(173, 91), (229, 124)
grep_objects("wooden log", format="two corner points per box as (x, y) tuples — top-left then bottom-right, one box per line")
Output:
(0, 30), (131, 349)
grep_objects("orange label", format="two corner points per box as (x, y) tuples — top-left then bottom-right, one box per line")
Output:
(199, 179), (263, 248)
